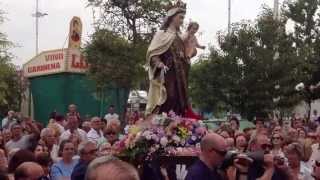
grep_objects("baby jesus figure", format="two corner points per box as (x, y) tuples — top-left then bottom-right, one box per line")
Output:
(182, 22), (206, 61)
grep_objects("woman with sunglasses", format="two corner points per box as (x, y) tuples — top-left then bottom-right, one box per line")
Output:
(271, 133), (284, 157)
(102, 125), (120, 146)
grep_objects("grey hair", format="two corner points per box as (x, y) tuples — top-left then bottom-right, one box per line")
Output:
(40, 128), (54, 139)
(106, 119), (121, 127)
(78, 141), (96, 155)
(85, 156), (118, 180)
(91, 116), (101, 122)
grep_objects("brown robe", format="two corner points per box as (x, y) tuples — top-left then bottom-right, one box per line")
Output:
(151, 35), (190, 116)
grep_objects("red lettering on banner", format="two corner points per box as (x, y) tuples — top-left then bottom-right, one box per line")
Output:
(45, 53), (64, 62)
(27, 62), (61, 73)
(71, 54), (88, 70)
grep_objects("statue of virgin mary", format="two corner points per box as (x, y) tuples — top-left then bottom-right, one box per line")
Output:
(145, 1), (189, 117)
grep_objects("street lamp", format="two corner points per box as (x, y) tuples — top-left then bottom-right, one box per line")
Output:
(32, 0), (48, 55)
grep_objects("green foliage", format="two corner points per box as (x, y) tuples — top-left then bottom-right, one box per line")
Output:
(190, 7), (303, 120)
(83, 29), (145, 89)
(0, 10), (20, 116)
(285, 0), (320, 97)
(89, 0), (172, 42)
(86, 0), (173, 90)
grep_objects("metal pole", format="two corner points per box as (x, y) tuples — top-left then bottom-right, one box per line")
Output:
(228, 0), (231, 34)
(36, 0), (39, 55)
(274, 0), (280, 20)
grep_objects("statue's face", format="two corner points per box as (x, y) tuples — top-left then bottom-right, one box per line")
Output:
(171, 13), (185, 29)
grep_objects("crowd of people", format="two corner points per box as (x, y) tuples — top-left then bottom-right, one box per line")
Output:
(0, 103), (320, 180)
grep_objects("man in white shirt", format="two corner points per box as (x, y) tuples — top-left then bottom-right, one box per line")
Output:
(104, 105), (119, 123)
(60, 115), (87, 143)
(87, 117), (104, 145)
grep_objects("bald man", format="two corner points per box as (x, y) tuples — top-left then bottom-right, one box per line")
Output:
(14, 162), (45, 180)
(85, 157), (139, 180)
(186, 133), (227, 180)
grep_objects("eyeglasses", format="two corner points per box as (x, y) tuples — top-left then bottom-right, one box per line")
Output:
(85, 149), (98, 154)
(210, 147), (227, 157)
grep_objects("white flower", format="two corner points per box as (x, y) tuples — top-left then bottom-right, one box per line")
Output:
(151, 134), (159, 142)
(180, 139), (186, 146)
(295, 82), (305, 91)
(191, 135), (197, 141)
(172, 135), (181, 144)
(160, 137), (169, 147)
(145, 134), (152, 140)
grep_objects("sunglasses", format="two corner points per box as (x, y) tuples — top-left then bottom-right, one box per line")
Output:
(105, 132), (116, 135)
(211, 147), (227, 157)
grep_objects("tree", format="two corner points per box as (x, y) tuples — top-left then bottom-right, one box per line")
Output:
(86, 0), (174, 91)
(0, 10), (20, 116)
(190, 7), (303, 120)
(83, 29), (144, 89)
(88, 0), (172, 43)
(284, 0), (320, 118)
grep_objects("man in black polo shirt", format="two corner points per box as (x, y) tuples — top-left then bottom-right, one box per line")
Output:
(186, 133), (227, 180)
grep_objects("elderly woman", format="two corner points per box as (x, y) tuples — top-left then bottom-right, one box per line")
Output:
(51, 140), (78, 180)
(285, 142), (312, 180)
(103, 123), (120, 146)
(39, 128), (60, 162)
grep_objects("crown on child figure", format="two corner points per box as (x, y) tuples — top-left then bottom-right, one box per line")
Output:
(167, 0), (187, 13)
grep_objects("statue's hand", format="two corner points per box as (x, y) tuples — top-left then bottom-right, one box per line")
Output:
(158, 62), (169, 73)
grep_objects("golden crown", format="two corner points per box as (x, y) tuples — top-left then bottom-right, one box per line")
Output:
(166, 0), (187, 12)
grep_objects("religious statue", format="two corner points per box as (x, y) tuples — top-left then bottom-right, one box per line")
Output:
(146, 0), (189, 116)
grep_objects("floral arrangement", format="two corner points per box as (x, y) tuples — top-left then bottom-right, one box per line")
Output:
(113, 112), (207, 162)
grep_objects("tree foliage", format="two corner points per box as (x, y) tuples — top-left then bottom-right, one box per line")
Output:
(83, 29), (145, 89)
(85, 0), (173, 90)
(284, 0), (320, 109)
(89, 0), (172, 43)
(190, 7), (304, 120)
(0, 10), (20, 116)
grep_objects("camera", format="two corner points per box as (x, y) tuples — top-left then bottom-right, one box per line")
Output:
(220, 150), (264, 170)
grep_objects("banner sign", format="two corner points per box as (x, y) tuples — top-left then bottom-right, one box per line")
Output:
(23, 48), (88, 78)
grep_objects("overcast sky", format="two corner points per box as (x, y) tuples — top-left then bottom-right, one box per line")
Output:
(1, 0), (276, 66)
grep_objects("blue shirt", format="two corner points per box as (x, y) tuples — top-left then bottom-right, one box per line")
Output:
(51, 159), (79, 180)
(71, 160), (88, 180)
(185, 160), (222, 180)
